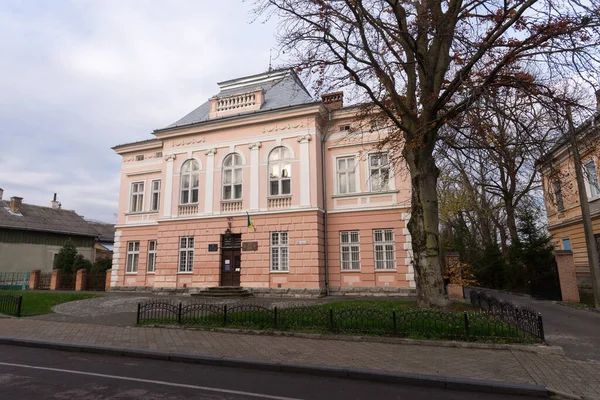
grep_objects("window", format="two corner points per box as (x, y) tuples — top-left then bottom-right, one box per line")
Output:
(269, 147), (292, 196)
(562, 238), (571, 251)
(222, 153), (243, 200)
(179, 237), (194, 272)
(368, 153), (390, 192)
(130, 182), (145, 212)
(552, 180), (564, 211)
(155, 151), (163, 158)
(150, 180), (161, 211)
(270, 232), (289, 271)
(136, 155), (144, 161)
(339, 125), (350, 132)
(147, 240), (157, 272)
(373, 229), (396, 270)
(584, 159), (600, 198)
(337, 156), (357, 194)
(340, 231), (360, 270)
(180, 160), (200, 204)
(126, 241), (140, 273)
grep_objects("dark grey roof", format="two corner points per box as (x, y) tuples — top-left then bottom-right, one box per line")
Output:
(0, 200), (99, 237)
(112, 138), (162, 151)
(160, 69), (315, 130)
(85, 220), (115, 243)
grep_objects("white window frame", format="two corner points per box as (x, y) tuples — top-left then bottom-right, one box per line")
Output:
(178, 236), (194, 273)
(583, 159), (600, 199)
(336, 156), (358, 195)
(368, 153), (391, 192)
(180, 160), (200, 205)
(126, 241), (140, 273)
(129, 182), (145, 213)
(150, 179), (161, 211)
(270, 231), (289, 272)
(561, 237), (571, 251)
(340, 231), (361, 270)
(222, 153), (243, 200)
(147, 240), (157, 273)
(268, 147), (292, 197)
(373, 229), (396, 270)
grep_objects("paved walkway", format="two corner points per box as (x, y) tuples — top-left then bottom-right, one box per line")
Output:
(0, 318), (598, 399)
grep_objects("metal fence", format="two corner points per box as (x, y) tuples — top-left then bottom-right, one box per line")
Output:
(136, 299), (542, 343)
(0, 294), (22, 317)
(0, 272), (30, 290)
(38, 272), (52, 290)
(468, 289), (545, 342)
(85, 272), (106, 291)
(58, 273), (76, 290)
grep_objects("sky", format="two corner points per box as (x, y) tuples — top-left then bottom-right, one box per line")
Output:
(0, 0), (283, 223)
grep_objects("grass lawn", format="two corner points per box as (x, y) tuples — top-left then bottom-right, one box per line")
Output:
(0, 290), (100, 316)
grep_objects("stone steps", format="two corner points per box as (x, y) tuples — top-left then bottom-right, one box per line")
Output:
(191, 287), (253, 298)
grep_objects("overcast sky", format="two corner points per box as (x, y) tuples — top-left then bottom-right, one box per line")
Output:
(0, 0), (285, 223)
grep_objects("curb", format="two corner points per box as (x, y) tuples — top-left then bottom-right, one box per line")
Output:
(0, 336), (549, 398)
(147, 324), (564, 356)
(554, 301), (600, 314)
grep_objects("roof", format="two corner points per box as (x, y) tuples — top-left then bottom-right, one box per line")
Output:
(111, 138), (162, 151)
(85, 220), (115, 242)
(0, 199), (99, 237)
(543, 112), (600, 160)
(159, 69), (315, 131)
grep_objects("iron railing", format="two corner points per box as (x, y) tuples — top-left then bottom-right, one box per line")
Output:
(0, 294), (22, 317)
(468, 289), (545, 342)
(0, 272), (30, 290)
(85, 272), (106, 291)
(38, 272), (52, 290)
(58, 273), (76, 290)
(137, 300), (543, 343)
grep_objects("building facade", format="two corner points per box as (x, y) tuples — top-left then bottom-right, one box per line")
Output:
(112, 69), (415, 295)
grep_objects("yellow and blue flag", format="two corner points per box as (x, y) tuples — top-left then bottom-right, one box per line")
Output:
(246, 211), (254, 231)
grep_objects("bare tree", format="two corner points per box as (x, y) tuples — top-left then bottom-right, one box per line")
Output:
(254, 0), (600, 307)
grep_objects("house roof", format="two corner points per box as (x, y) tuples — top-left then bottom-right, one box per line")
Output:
(158, 68), (316, 131)
(85, 220), (115, 242)
(0, 199), (99, 237)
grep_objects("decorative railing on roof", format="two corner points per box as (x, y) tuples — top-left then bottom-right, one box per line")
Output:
(216, 94), (257, 112)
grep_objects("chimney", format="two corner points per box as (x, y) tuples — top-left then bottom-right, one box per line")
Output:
(0, 188), (3, 200)
(9, 197), (23, 214)
(321, 91), (344, 111)
(51, 193), (61, 210)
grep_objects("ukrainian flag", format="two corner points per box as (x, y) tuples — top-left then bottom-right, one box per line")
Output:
(246, 211), (255, 231)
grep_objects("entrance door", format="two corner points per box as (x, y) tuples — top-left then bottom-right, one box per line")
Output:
(221, 234), (241, 286)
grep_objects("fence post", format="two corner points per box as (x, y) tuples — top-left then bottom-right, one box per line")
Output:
(178, 302), (182, 325)
(464, 312), (470, 341)
(223, 305), (228, 326)
(393, 310), (397, 335)
(537, 314), (545, 343)
(136, 303), (141, 325)
(273, 306), (278, 329)
(329, 308), (334, 332)
(16, 296), (22, 317)
(21, 273), (27, 290)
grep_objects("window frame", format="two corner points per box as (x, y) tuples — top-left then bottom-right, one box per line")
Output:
(551, 179), (564, 212)
(150, 179), (161, 212)
(584, 159), (600, 199)
(129, 181), (145, 213)
(340, 231), (361, 271)
(147, 240), (157, 273)
(126, 241), (140, 273)
(561, 237), (571, 251)
(178, 236), (194, 273)
(270, 231), (289, 272)
(336, 156), (358, 195)
(368, 153), (391, 192)
(268, 147), (292, 197)
(180, 159), (200, 205)
(373, 229), (396, 270)
(222, 153), (243, 201)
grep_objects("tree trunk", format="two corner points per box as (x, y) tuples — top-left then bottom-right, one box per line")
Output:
(505, 200), (519, 245)
(404, 138), (449, 308)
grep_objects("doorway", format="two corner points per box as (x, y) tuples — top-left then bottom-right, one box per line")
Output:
(221, 233), (241, 286)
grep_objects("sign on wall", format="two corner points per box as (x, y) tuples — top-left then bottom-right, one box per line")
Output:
(208, 244), (218, 252)
(242, 241), (258, 251)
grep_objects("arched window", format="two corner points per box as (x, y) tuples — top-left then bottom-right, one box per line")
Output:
(269, 147), (292, 196)
(222, 153), (243, 200)
(180, 159), (199, 204)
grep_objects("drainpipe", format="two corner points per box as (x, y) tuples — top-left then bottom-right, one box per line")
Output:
(321, 113), (331, 296)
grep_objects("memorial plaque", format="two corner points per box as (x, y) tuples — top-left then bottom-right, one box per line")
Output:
(208, 244), (218, 252)
(242, 241), (258, 251)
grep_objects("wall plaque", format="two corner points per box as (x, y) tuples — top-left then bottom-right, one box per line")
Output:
(297, 240), (309, 245)
(208, 244), (218, 252)
(242, 241), (258, 251)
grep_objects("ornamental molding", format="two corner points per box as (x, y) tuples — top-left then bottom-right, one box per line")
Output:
(297, 134), (312, 143)
(263, 121), (306, 133)
(205, 148), (217, 156)
(171, 137), (205, 148)
(165, 154), (177, 161)
(248, 142), (262, 150)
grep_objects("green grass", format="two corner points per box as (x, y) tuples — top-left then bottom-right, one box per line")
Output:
(0, 290), (101, 316)
(578, 290), (596, 308)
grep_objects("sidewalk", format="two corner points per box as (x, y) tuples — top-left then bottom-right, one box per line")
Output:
(0, 318), (598, 399)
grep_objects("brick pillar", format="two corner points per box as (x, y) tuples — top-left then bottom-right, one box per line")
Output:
(50, 269), (61, 291)
(29, 270), (41, 290)
(554, 250), (580, 303)
(447, 283), (464, 299)
(105, 269), (112, 291)
(75, 269), (87, 291)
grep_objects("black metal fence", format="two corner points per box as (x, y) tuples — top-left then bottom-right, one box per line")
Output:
(136, 299), (543, 343)
(38, 272), (51, 290)
(468, 289), (545, 342)
(58, 273), (76, 290)
(85, 272), (106, 291)
(0, 294), (22, 317)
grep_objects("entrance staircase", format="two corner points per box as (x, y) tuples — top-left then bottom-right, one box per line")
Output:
(191, 286), (252, 298)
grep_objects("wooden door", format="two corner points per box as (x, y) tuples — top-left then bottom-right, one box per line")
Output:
(221, 234), (241, 286)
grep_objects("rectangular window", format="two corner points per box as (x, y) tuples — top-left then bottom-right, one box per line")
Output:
(585, 159), (600, 198)
(340, 231), (360, 270)
(552, 180), (564, 211)
(339, 125), (350, 132)
(373, 229), (396, 270)
(147, 240), (157, 272)
(150, 180), (161, 211)
(562, 238), (571, 251)
(130, 182), (145, 212)
(368, 153), (390, 192)
(179, 237), (194, 272)
(126, 241), (140, 273)
(136, 155), (144, 161)
(270, 232), (289, 271)
(337, 156), (357, 194)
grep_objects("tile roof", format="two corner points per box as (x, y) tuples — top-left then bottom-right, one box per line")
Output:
(0, 199), (99, 237)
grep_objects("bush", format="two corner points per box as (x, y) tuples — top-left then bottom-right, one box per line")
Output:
(54, 240), (78, 273)
(72, 254), (93, 271)
(92, 256), (112, 272)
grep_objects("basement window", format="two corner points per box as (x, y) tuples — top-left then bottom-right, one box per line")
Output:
(339, 125), (351, 132)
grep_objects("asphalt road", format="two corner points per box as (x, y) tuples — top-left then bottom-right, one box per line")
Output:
(0, 344), (539, 400)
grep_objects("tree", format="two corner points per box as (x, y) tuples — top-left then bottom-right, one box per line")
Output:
(255, 0), (600, 307)
(92, 256), (113, 272)
(55, 240), (78, 273)
(72, 254), (93, 271)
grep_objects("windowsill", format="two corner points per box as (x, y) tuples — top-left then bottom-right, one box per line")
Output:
(267, 195), (292, 199)
(146, 272), (156, 275)
(179, 203), (199, 207)
(374, 269), (397, 272)
(125, 211), (159, 216)
(340, 269), (362, 273)
(269, 270), (289, 273)
(125, 272), (138, 275)
(588, 196), (600, 203)
(177, 271), (194, 274)
(332, 190), (399, 199)
(221, 199), (243, 203)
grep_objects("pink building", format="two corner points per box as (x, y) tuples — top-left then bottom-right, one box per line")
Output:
(112, 69), (415, 296)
